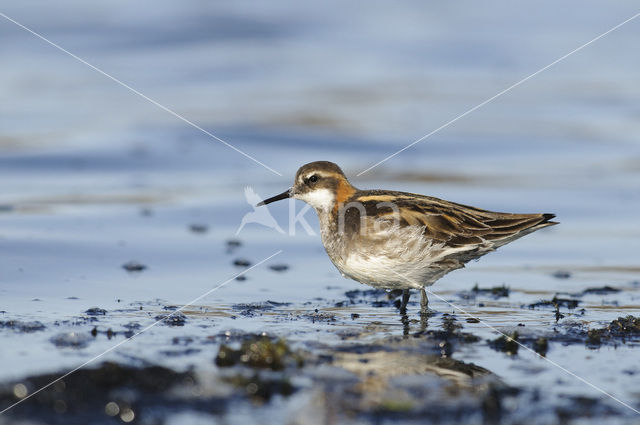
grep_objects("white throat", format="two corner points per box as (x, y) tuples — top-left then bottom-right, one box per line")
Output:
(296, 188), (335, 212)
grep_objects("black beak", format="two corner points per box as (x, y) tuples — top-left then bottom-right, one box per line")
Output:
(257, 189), (291, 206)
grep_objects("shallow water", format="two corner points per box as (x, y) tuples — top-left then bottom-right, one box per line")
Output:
(1, 1), (640, 424)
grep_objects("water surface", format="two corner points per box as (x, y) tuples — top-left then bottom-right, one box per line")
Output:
(1, 1), (640, 424)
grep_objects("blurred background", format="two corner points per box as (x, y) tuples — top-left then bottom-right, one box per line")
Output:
(1, 0), (638, 296)
(0, 1), (639, 423)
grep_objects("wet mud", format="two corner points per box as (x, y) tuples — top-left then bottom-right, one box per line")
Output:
(1, 260), (639, 425)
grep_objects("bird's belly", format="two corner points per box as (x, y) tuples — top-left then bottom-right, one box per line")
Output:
(333, 253), (437, 290)
(321, 224), (478, 290)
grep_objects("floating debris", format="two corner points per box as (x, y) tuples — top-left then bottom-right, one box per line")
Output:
(123, 322), (142, 331)
(489, 331), (519, 356)
(122, 261), (147, 273)
(50, 332), (92, 349)
(231, 301), (291, 317)
(302, 310), (337, 323)
(226, 239), (242, 248)
(552, 270), (571, 279)
(0, 320), (46, 333)
(172, 336), (194, 346)
(471, 284), (510, 298)
(163, 305), (179, 311)
(226, 239), (242, 253)
(232, 303), (269, 318)
(579, 286), (620, 296)
(233, 258), (251, 267)
(159, 348), (201, 357)
(533, 337), (549, 356)
(188, 223), (208, 234)
(269, 264), (289, 272)
(90, 327), (116, 339)
(528, 296), (579, 310)
(154, 312), (187, 327)
(122, 322), (141, 338)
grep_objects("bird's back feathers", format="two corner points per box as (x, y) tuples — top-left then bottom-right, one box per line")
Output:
(341, 190), (557, 249)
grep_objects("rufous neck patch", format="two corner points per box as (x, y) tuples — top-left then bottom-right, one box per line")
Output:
(333, 179), (356, 214)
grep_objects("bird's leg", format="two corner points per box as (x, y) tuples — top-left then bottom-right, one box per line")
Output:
(420, 288), (429, 316)
(400, 289), (411, 315)
(401, 313), (410, 336)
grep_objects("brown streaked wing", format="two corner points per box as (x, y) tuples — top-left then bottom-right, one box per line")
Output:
(346, 190), (556, 247)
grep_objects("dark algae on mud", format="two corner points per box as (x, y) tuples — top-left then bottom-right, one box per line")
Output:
(586, 315), (640, 347)
(215, 335), (304, 370)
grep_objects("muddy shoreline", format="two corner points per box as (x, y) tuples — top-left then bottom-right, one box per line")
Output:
(2, 270), (639, 424)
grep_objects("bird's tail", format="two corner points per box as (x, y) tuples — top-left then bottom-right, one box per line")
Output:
(488, 213), (558, 247)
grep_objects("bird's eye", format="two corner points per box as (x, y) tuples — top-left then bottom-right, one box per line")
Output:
(307, 175), (318, 184)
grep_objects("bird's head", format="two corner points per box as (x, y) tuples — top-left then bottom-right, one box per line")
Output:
(258, 161), (356, 212)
